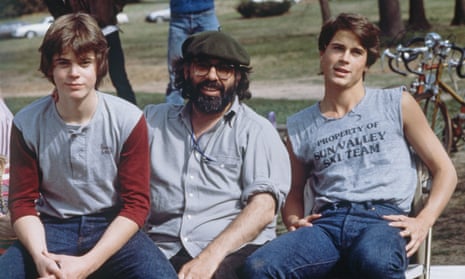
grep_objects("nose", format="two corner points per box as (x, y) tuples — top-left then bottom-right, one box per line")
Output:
(69, 63), (80, 77)
(340, 50), (350, 62)
(206, 66), (219, 80)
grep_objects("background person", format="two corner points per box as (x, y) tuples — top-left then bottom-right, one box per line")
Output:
(165, 0), (220, 105)
(242, 13), (457, 278)
(0, 13), (176, 278)
(144, 30), (291, 279)
(0, 97), (15, 255)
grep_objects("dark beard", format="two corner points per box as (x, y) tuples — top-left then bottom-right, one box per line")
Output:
(187, 80), (235, 114)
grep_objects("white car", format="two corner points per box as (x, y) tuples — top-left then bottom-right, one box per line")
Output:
(12, 16), (54, 39)
(146, 8), (170, 23)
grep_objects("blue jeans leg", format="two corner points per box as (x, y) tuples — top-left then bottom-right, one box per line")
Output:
(91, 231), (177, 279)
(166, 8), (219, 104)
(0, 215), (177, 279)
(342, 205), (408, 279)
(242, 203), (408, 279)
(242, 226), (340, 279)
(0, 240), (38, 279)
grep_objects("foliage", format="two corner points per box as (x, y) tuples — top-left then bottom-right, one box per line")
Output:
(0, 0), (47, 19)
(236, 0), (292, 18)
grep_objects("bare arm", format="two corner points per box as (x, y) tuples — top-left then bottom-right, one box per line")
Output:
(14, 215), (62, 278)
(282, 139), (321, 231)
(384, 91), (457, 257)
(178, 192), (276, 279)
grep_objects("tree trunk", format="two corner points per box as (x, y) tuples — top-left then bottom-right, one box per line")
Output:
(408, 0), (431, 30)
(378, 0), (404, 37)
(319, 0), (331, 24)
(451, 0), (465, 25)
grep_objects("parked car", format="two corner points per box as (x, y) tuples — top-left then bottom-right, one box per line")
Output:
(0, 21), (26, 39)
(117, 13), (129, 24)
(146, 8), (170, 23)
(12, 16), (54, 39)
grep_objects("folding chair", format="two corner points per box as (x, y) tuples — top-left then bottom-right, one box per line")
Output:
(405, 153), (432, 279)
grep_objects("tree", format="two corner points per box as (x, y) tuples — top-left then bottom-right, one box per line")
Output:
(408, 0), (431, 30)
(378, 0), (404, 37)
(451, 0), (465, 25)
(319, 0), (331, 24)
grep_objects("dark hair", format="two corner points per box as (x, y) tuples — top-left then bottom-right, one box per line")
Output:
(318, 13), (380, 67)
(39, 13), (108, 88)
(173, 58), (253, 101)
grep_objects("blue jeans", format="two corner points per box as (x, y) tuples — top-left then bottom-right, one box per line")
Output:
(241, 202), (408, 279)
(0, 213), (177, 279)
(165, 8), (220, 105)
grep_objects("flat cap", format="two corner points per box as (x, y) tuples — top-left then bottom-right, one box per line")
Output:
(182, 31), (250, 66)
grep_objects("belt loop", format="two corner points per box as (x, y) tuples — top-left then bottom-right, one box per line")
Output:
(364, 201), (375, 210)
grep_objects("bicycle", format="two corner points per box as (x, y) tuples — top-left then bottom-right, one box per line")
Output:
(382, 32), (465, 153)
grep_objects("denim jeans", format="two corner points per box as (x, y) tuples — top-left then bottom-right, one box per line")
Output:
(165, 8), (220, 105)
(242, 202), (408, 279)
(0, 213), (177, 279)
(170, 244), (261, 279)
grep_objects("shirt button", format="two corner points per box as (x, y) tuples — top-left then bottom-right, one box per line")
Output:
(189, 175), (195, 180)
(183, 237), (189, 242)
(187, 214), (192, 219)
(188, 193), (194, 198)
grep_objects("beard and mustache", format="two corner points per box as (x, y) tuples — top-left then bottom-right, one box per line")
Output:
(184, 79), (236, 114)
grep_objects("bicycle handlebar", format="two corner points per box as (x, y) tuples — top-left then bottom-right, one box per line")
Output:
(382, 48), (407, 76)
(400, 47), (429, 76)
(383, 34), (465, 79)
(450, 45), (465, 78)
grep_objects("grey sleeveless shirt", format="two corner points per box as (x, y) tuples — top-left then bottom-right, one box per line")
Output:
(287, 87), (417, 213)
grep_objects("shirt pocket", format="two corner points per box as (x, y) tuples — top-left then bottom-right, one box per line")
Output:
(202, 154), (242, 189)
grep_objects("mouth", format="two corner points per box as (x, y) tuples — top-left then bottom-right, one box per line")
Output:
(199, 81), (223, 96)
(333, 66), (350, 77)
(66, 83), (84, 90)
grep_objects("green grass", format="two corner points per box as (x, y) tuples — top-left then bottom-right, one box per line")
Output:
(2, 0), (465, 114)
(4, 93), (314, 125)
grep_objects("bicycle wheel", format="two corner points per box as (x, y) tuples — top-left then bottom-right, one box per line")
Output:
(414, 92), (453, 153)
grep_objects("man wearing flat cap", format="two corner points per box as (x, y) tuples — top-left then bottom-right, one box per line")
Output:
(143, 30), (291, 279)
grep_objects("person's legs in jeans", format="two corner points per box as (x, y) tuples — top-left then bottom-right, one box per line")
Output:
(165, 14), (189, 105)
(344, 204), (408, 279)
(92, 230), (177, 279)
(0, 215), (83, 278)
(213, 244), (261, 279)
(241, 224), (341, 278)
(0, 240), (39, 278)
(0, 215), (176, 278)
(168, 244), (259, 279)
(165, 9), (219, 105)
(106, 31), (137, 105)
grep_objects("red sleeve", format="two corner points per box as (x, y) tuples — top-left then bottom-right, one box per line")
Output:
(9, 124), (40, 224)
(117, 116), (150, 228)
